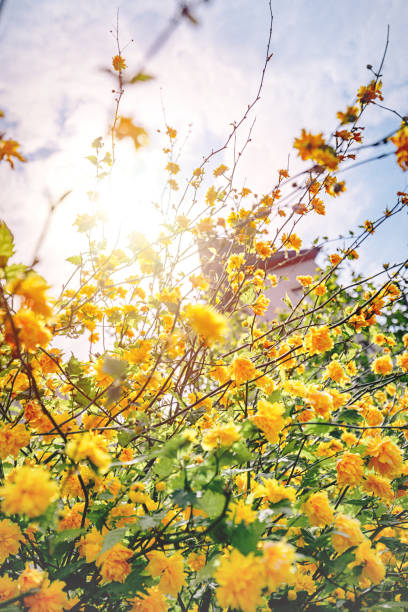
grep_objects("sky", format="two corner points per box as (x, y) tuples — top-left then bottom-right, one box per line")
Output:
(0, 0), (407, 290)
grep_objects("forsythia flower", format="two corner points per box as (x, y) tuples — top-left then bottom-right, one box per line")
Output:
(0, 422), (30, 459)
(230, 355), (257, 385)
(23, 578), (70, 611)
(0, 465), (59, 518)
(252, 399), (287, 444)
(331, 514), (365, 554)
(366, 437), (403, 478)
(214, 549), (265, 612)
(303, 492), (334, 527)
(129, 587), (168, 612)
(263, 540), (296, 591)
(202, 422), (240, 450)
(336, 452), (364, 487)
(145, 550), (186, 597)
(185, 303), (227, 347)
(96, 543), (133, 583)
(304, 326), (333, 356)
(0, 519), (24, 562)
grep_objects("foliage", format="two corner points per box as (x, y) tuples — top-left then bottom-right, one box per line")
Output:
(0, 6), (408, 612)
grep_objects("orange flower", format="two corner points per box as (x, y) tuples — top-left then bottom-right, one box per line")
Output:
(145, 550), (186, 597)
(337, 452), (364, 487)
(112, 55), (126, 71)
(366, 437), (403, 478)
(304, 326), (333, 356)
(230, 355), (257, 386)
(96, 543), (133, 583)
(0, 519), (24, 562)
(252, 400), (287, 444)
(0, 422), (30, 459)
(23, 578), (70, 612)
(331, 514), (365, 554)
(303, 492), (334, 527)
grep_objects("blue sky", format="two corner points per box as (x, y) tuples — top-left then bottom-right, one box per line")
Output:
(0, 0), (407, 286)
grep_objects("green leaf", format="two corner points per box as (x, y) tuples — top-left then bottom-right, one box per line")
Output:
(4, 263), (26, 281)
(102, 356), (127, 379)
(197, 489), (226, 519)
(0, 221), (15, 266)
(53, 528), (85, 544)
(130, 72), (155, 84)
(268, 390), (283, 402)
(117, 429), (135, 447)
(66, 255), (82, 266)
(86, 155), (98, 165)
(101, 527), (128, 553)
(230, 520), (265, 554)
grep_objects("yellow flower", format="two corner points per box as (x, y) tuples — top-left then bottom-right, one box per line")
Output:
(6, 308), (51, 351)
(397, 352), (408, 372)
(230, 355), (257, 386)
(303, 492), (334, 527)
(96, 543), (133, 583)
(352, 541), (385, 585)
(202, 422), (240, 450)
(304, 326), (333, 356)
(0, 465), (59, 518)
(112, 55), (126, 71)
(228, 500), (257, 525)
(252, 400), (287, 444)
(66, 432), (111, 473)
(336, 452), (364, 487)
(296, 275), (313, 287)
(366, 437), (403, 478)
(324, 360), (349, 384)
(185, 303), (227, 347)
(23, 578), (70, 612)
(0, 139), (26, 169)
(214, 549), (265, 612)
(0, 519), (24, 562)
(188, 551), (206, 571)
(372, 354), (393, 375)
(0, 422), (30, 459)
(213, 164), (228, 177)
(165, 162), (179, 174)
(78, 527), (104, 563)
(391, 124), (408, 171)
(0, 574), (19, 603)
(255, 478), (296, 505)
(146, 550), (186, 597)
(307, 389), (333, 419)
(17, 564), (45, 592)
(129, 587), (168, 612)
(251, 294), (270, 316)
(363, 472), (394, 502)
(8, 271), (52, 318)
(331, 514), (365, 554)
(263, 540), (296, 591)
